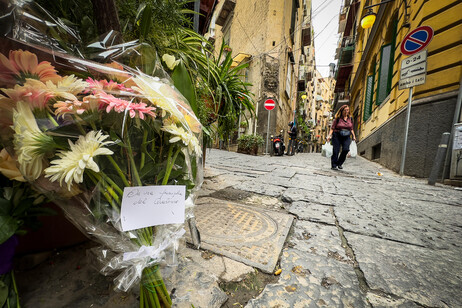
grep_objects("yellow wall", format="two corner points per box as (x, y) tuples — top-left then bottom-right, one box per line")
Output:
(351, 0), (462, 139)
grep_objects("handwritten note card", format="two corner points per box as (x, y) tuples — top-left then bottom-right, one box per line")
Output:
(120, 185), (185, 232)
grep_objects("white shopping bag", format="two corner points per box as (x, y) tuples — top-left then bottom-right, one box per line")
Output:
(321, 143), (333, 158)
(349, 140), (357, 158)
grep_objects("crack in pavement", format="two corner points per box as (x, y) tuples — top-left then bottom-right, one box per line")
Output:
(331, 207), (435, 308)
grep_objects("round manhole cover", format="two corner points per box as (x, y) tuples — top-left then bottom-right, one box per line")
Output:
(195, 203), (278, 245)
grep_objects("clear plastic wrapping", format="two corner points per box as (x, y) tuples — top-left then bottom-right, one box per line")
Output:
(0, 0), (203, 305)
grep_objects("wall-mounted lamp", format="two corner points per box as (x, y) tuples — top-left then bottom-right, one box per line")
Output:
(360, 8), (376, 29)
(360, 0), (410, 29)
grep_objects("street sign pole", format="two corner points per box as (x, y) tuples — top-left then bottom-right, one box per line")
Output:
(266, 110), (271, 154)
(398, 26), (433, 175)
(263, 98), (276, 154)
(400, 87), (413, 175)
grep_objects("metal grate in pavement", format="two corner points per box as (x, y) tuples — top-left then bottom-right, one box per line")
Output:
(186, 197), (294, 273)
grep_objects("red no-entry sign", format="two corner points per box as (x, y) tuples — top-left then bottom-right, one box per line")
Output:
(264, 99), (276, 111)
(400, 26), (434, 56)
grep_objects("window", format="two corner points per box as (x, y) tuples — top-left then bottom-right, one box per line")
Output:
(363, 73), (375, 121)
(376, 19), (398, 105)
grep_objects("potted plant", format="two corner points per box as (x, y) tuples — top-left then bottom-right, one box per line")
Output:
(237, 134), (264, 155)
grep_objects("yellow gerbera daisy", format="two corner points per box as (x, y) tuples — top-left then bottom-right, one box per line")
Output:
(44, 131), (113, 191)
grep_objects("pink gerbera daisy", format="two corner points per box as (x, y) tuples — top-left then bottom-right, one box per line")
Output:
(98, 92), (156, 119)
(86, 77), (133, 93)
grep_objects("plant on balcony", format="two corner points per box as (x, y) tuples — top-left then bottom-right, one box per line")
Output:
(237, 134), (264, 155)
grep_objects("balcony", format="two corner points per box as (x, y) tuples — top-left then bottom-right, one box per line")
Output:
(215, 0), (236, 26)
(338, 45), (354, 66)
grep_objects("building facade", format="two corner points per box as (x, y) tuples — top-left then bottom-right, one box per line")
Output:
(306, 69), (335, 152)
(335, 0), (461, 178)
(206, 0), (315, 150)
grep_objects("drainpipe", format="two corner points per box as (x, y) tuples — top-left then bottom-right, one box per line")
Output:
(442, 76), (462, 180)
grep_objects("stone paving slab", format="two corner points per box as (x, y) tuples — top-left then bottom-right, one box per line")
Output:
(282, 187), (357, 205)
(188, 198), (294, 273)
(344, 231), (462, 307)
(246, 248), (368, 308)
(234, 181), (287, 197)
(289, 220), (351, 264)
(253, 173), (293, 188)
(167, 251), (228, 308)
(288, 201), (336, 225)
(334, 193), (462, 249)
(266, 168), (297, 178)
(287, 174), (324, 191)
(178, 247), (254, 283)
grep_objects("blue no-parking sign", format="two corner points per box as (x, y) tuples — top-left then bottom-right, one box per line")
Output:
(400, 26), (434, 56)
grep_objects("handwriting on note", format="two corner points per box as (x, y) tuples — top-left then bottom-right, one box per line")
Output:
(121, 186), (185, 231)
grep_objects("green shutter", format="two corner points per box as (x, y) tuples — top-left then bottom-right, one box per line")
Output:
(388, 19), (398, 93)
(363, 73), (375, 121)
(377, 44), (392, 105)
(377, 19), (398, 106)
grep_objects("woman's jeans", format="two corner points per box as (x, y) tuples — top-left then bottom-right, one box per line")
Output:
(331, 132), (351, 168)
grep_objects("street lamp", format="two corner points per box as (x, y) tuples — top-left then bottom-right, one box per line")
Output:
(360, 8), (376, 29)
(360, 0), (409, 29)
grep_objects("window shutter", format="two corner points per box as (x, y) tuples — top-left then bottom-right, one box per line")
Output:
(363, 74), (374, 121)
(377, 44), (391, 105)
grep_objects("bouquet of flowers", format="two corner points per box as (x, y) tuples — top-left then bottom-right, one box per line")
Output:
(0, 47), (203, 307)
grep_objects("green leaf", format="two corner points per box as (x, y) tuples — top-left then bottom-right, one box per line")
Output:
(12, 198), (34, 217)
(135, 3), (147, 21)
(137, 44), (158, 75)
(139, 4), (152, 40)
(0, 199), (11, 216)
(0, 215), (18, 244)
(0, 279), (8, 307)
(171, 60), (198, 116)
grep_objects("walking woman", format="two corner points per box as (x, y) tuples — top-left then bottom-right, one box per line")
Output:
(327, 105), (356, 170)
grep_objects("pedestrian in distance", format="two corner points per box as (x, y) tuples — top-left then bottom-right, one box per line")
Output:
(286, 121), (297, 156)
(327, 105), (356, 170)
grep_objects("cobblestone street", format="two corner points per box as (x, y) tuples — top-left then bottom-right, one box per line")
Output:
(201, 149), (462, 307)
(15, 149), (462, 307)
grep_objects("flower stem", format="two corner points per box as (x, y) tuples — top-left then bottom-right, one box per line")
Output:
(87, 172), (116, 206)
(141, 130), (148, 170)
(126, 135), (142, 186)
(47, 112), (59, 127)
(11, 271), (20, 308)
(162, 147), (181, 185)
(107, 156), (130, 187)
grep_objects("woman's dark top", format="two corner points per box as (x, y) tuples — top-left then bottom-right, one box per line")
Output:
(332, 117), (353, 132)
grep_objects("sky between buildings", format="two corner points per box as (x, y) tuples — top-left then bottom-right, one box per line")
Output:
(312, 0), (343, 78)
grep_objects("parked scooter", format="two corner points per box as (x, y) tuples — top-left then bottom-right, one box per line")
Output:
(296, 139), (306, 153)
(270, 130), (285, 156)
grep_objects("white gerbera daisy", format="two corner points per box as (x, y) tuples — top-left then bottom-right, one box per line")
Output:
(45, 131), (113, 190)
(13, 101), (55, 180)
(46, 75), (88, 101)
(161, 123), (202, 156)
